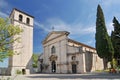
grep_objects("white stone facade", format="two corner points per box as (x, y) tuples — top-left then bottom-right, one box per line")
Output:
(8, 8), (34, 75)
(39, 31), (104, 73)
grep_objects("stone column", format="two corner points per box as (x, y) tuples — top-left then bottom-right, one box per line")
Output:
(83, 53), (86, 73)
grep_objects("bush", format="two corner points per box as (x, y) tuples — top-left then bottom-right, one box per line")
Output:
(112, 58), (117, 68)
(32, 63), (37, 68)
(16, 70), (22, 74)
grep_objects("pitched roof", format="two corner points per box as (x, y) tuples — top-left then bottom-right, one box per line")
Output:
(42, 31), (95, 50)
(42, 31), (70, 44)
(68, 39), (96, 50)
(9, 8), (34, 18)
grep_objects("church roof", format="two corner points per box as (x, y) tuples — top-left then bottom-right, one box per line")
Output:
(50, 31), (70, 35)
(68, 39), (96, 50)
(42, 30), (95, 50)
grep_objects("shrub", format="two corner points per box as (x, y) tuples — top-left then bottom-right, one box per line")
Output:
(16, 70), (22, 74)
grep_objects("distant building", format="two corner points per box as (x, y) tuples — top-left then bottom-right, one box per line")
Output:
(8, 8), (34, 75)
(38, 31), (103, 73)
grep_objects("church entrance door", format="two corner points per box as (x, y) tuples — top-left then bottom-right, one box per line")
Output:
(72, 64), (77, 73)
(51, 61), (56, 73)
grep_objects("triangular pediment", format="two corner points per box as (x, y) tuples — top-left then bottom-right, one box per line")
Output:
(43, 31), (70, 44)
(46, 33), (61, 41)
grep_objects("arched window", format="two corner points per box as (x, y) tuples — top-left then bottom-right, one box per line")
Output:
(19, 14), (23, 22)
(26, 17), (30, 24)
(51, 46), (55, 54)
(72, 56), (76, 60)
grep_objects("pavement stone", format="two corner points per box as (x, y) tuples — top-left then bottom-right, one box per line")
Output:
(0, 73), (120, 80)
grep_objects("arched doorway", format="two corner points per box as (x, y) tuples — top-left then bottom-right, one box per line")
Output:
(72, 64), (77, 73)
(51, 61), (56, 73)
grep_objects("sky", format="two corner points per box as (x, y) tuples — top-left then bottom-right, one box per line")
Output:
(0, 0), (120, 67)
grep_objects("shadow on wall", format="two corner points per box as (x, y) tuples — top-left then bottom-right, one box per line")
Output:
(85, 52), (93, 72)
(26, 56), (34, 74)
(0, 68), (8, 75)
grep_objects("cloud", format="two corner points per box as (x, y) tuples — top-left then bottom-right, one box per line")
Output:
(0, 0), (9, 8)
(102, 0), (120, 7)
(0, 0), (11, 18)
(44, 18), (95, 36)
(35, 18), (96, 47)
(34, 20), (50, 32)
(86, 39), (95, 47)
(40, 18), (114, 47)
(106, 22), (114, 35)
(98, 0), (119, 36)
(0, 12), (8, 18)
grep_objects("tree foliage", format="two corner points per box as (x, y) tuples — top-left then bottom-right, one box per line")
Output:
(0, 18), (22, 62)
(32, 54), (39, 68)
(111, 17), (120, 59)
(95, 5), (114, 68)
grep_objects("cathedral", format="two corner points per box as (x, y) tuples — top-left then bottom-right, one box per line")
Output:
(5, 8), (104, 75)
(38, 31), (104, 73)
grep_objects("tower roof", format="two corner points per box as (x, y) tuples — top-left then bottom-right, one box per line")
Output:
(10, 8), (34, 18)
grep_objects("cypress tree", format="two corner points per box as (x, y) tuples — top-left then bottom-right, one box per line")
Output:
(111, 17), (120, 60)
(95, 5), (114, 69)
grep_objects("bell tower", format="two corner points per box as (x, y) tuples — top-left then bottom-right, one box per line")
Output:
(8, 8), (34, 75)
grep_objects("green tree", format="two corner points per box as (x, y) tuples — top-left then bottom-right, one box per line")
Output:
(111, 17), (120, 59)
(95, 5), (114, 69)
(32, 54), (39, 68)
(0, 18), (22, 62)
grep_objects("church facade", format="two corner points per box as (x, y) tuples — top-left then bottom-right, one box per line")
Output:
(38, 31), (104, 73)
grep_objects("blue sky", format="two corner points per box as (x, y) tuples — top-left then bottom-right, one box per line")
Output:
(0, 0), (120, 67)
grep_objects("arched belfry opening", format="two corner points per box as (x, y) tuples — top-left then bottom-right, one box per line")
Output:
(19, 14), (23, 21)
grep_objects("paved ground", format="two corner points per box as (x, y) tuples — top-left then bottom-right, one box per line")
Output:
(1, 73), (120, 80)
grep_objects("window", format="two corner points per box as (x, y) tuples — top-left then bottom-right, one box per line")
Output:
(72, 56), (76, 60)
(79, 46), (82, 53)
(19, 14), (23, 22)
(26, 17), (30, 24)
(51, 46), (55, 54)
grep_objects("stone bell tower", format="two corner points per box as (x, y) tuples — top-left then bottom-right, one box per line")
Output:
(8, 8), (34, 75)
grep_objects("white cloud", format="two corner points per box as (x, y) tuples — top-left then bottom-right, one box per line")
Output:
(0, 11), (8, 18)
(86, 40), (95, 46)
(0, 0), (9, 8)
(102, 0), (120, 7)
(34, 18), (96, 47)
(0, 0), (10, 18)
(37, 18), (115, 47)
(44, 18), (95, 36)
(106, 22), (114, 35)
(34, 20), (50, 32)
(43, 18), (96, 47)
